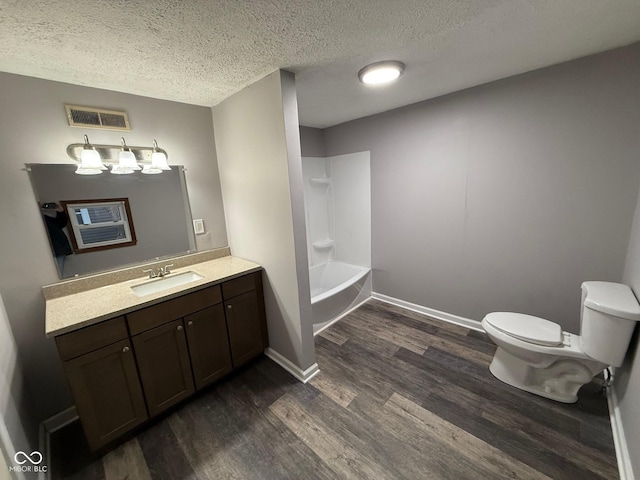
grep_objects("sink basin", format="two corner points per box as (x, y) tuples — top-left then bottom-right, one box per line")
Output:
(131, 271), (204, 297)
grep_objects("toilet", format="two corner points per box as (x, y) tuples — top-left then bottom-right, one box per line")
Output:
(482, 281), (640, 403)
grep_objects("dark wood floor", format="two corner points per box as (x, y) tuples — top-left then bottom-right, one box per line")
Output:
(51, 299), (619, 479)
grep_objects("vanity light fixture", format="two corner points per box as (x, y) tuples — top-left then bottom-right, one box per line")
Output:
(67, 135), (170, 175)
(142, 140), (172, 175)
(75, 135), (106, 175)
(358, 60), (405, 85)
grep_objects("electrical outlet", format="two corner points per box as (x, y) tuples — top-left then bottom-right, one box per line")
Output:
(193, 219), (205, 234)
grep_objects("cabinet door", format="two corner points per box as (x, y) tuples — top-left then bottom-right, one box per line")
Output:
(185, 304), (233, 390)
(132, 319), (195, 417)
(225, 290), (267, 367)
(63, 339), (147, 450)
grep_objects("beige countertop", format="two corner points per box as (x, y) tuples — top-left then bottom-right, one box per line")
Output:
(45, 255), (262, 338)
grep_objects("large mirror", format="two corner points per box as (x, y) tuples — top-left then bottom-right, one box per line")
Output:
(28, 164), (196, 279)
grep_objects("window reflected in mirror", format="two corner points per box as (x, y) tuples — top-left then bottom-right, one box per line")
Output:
(62, 198), (137, 253)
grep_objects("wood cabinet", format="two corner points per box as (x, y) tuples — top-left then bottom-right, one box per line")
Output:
(222, 271), (268, 368)
(225, 291), (266, 367)
(131, 319), (195, 417)
(60, 338), (147, 451)
(126, 283), (234, 416)
(55, 269), (267, 450)
(185, 304), (233, 389)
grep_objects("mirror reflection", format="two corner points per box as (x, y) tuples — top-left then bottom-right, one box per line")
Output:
(28, 164), (196, 279)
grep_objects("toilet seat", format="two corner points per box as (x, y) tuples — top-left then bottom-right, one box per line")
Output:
(484, 312), (562, 346)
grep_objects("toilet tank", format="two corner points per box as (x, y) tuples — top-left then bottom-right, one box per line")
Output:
(580, 282), (640, 367)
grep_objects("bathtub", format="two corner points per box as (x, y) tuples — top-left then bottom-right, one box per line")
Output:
(309, 261), (372, 334)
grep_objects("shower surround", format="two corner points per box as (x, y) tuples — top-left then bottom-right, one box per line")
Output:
(302, 151), (371, 333)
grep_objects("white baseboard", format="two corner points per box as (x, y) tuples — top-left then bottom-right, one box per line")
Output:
(39, 406), (78, 480)
(314, 297), (371, 336)
(264, 348), (320, 383)
(371, 292), (484, 332)
(41, 407), (77, 434)
(607, 380), (635, 480)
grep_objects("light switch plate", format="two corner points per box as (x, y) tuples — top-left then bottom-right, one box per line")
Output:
(193, 219), (205, 234)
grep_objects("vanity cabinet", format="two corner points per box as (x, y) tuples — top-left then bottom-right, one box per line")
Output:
(55, 318), (148, 451)
(126, 284), (226, 417)
(222, 272), (268, 367)
(211, 271), (269, 370)
(55, 269), (267, 450)
(185, 304), (233, 389)
(131, 319), (195, 417)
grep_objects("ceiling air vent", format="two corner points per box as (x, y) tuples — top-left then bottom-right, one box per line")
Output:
(65, 105), (131, 131)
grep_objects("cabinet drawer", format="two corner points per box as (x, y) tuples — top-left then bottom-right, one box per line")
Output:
(127, 285), (222, 335)
(56, 317), (128, 361)
(222, 272), (259, 299)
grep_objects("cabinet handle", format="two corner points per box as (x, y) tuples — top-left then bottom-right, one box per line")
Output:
(123, 346), (130, 353)
(227, 305), (232, 309)
(177, 325), (183, 331)
(187, 321), (194, 326)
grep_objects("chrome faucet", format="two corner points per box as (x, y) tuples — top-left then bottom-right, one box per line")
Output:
(158, 264), (174, 277)
(143, 264), (174, 279)
(143, 268), (158, 279)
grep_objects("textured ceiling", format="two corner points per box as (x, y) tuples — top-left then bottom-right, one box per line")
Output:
(1, 1), (639, 128)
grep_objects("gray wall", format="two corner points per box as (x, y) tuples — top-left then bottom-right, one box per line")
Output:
(0, 72), (227, 434)
(620, 188), (640, 478)
(324, 42), (640, 333)
(213, 70), (316, 371)
(300, 126), (326, 157)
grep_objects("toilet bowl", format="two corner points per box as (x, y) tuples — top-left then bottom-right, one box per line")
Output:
(482, 314), (605, 403)
(482, 282), (640, 403)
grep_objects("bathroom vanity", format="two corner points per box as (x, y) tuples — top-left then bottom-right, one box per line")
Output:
(44, 252), (268, 450)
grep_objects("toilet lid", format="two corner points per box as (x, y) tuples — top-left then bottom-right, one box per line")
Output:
(484, 312), (563, 346)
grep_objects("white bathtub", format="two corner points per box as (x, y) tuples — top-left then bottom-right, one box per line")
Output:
(309, 261), (372, 333)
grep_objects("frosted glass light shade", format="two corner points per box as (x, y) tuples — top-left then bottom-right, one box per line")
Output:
(111, 164), (134, 175)
(141, 165), (162, 175)
(118, 149), (141, 171)
(80, 148), (106, 170)
(75, 166), (103, 175)
(151, 151), (171, 171)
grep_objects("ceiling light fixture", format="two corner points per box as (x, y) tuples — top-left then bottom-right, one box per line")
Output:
(358, 60), (405, 85)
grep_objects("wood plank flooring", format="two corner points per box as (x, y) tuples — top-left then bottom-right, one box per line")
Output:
(50, 299), (618, 479)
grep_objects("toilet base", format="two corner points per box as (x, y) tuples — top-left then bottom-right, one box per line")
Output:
(489, 347), (604, 403)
